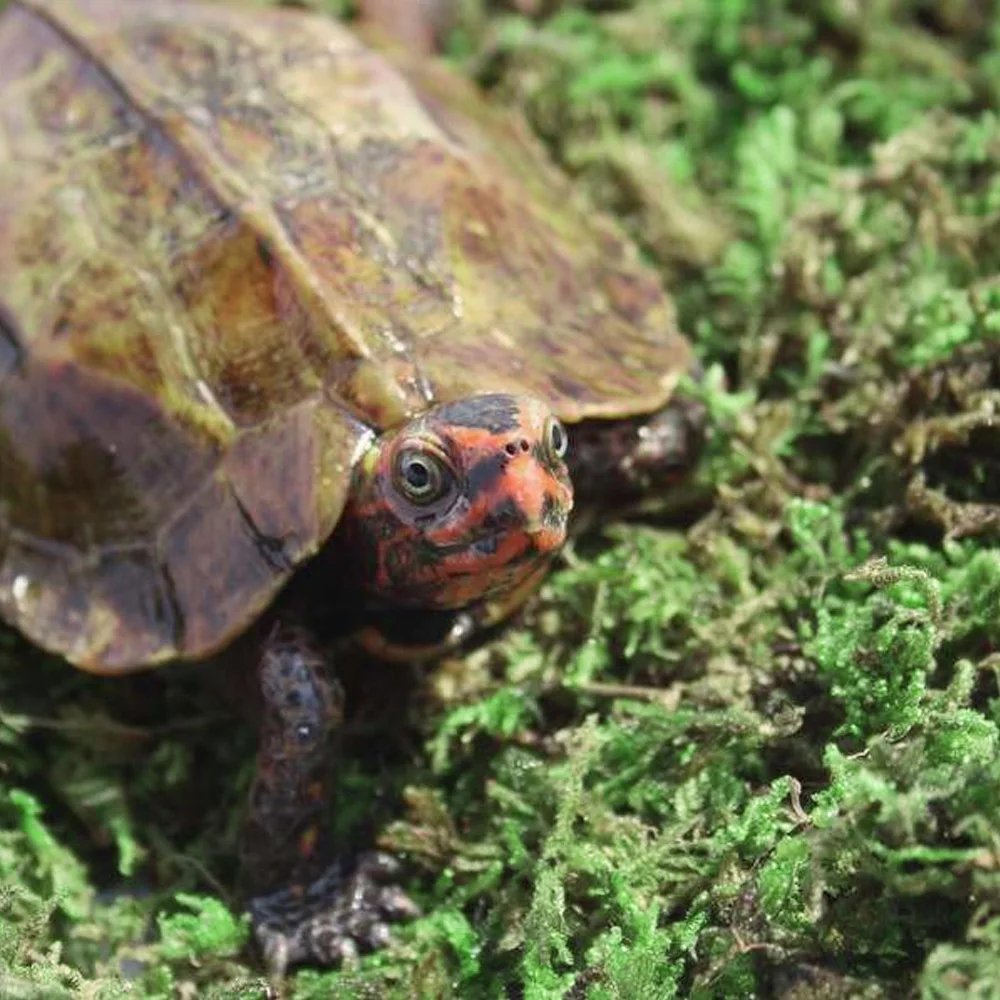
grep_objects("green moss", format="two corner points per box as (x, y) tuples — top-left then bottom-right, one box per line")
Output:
(5, 0), (1000, 996)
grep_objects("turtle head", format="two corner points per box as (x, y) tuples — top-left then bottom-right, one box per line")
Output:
(346, 393), (573, 610)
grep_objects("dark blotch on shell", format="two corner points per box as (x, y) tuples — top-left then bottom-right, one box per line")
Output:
(256, 236), (275, 267)
(0, 302), (24, 383)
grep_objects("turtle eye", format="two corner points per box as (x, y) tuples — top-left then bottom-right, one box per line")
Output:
(545, 417), (568, 460)
(394, 448), (452, 505)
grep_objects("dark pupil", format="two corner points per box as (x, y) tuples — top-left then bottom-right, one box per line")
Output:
(405, 459), (431, 491)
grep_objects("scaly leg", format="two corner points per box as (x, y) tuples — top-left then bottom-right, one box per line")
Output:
(566, 394), (706, 511)
(240, 625), (419, 977)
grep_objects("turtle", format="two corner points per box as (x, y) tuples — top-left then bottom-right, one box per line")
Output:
(0, 0), (704, 975)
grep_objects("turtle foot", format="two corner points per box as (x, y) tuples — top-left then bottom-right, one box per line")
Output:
(249, 852), (420, 976)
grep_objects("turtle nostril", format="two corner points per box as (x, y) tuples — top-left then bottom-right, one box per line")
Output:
(519, 439), (530, 452)
(504, 442), (518, 457)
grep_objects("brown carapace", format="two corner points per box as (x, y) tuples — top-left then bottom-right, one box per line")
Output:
(0, 0), (694, 674)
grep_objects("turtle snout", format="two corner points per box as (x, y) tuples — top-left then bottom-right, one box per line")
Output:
(504, 451), (573, 555)
(519, 481), (571, 555)
(540, 487), (572, 538)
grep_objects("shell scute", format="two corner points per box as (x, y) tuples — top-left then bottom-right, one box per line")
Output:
(81, 126), (233, 260)
(170, 216), (326, 427)
(81, 546), (181, 668)
(1, 360), (219, 549)
(222, 398), (369, 570)
(0, 7), (133, 160)
(0, 533), (92, 660)
(159, 473), (281, 660)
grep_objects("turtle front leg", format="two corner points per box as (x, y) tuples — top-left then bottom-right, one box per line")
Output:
(240, 625), (418, 977)
(567, 392), (706, 513)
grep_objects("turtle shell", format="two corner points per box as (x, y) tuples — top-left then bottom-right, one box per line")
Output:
(0, 0), (693, 673)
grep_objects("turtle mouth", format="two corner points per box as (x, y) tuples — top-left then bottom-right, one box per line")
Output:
(431, 530), (505, 558)
(432, 521), (563, 569)
(469, 519), (566, 558)
(438, 529), (518, 559)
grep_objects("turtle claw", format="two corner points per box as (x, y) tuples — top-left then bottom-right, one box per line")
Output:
(250, 852), (420, 976)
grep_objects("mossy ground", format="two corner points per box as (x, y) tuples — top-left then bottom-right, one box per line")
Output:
(5, 0), (1000, 997)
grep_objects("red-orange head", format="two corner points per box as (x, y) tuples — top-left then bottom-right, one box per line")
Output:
(344, 394), (573, 609)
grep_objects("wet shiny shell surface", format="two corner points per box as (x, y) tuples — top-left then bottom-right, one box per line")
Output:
(0, 0), (693, 672)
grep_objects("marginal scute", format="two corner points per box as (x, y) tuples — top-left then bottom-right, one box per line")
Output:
(161, 474), (284, 660)
(223, 398), (370, 569)
(0, 500), (182, 676)
(0, 357), (219, 550)
(0, 532), (91, 661)
(80, 546), (180, 669)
